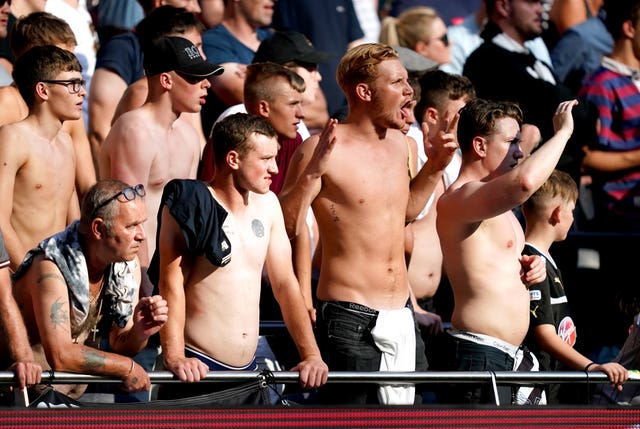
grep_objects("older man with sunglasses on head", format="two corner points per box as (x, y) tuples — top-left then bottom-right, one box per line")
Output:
(11, 179), (168, 401)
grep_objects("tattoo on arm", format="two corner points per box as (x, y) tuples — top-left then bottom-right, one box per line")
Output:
(82, 349), (106, 370)
(49, 297), (70, 331)
(37, 273), (66, 285)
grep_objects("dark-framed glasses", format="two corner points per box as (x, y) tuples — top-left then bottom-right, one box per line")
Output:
(42, 78), (86, 94)
(439, 33), (449, 47)
(91, 184), (146, 218)
(0, 0), (12, 7)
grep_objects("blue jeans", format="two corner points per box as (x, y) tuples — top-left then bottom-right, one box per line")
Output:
(315, 300), (427, 405)
(441, 334), (515, 405)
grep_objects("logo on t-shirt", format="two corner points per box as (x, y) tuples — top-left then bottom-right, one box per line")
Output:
(557, 316), (577, 347)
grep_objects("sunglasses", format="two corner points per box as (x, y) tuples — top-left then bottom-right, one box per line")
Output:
(439, 33), (449, 47)
(0, 0), (11, 7)
(91, 184), (146, 218)
(42, 79), (86, 94)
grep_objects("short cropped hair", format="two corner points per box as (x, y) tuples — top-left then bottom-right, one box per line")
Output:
(10, 12), (77, 59)
(457, 98), (523, 152)
(210, 113), (277, 169)
(337, 43), (398, 96)
(415, 69), (476, 122)
(12, 45), (82, 107)
(523, 169), (579, 214)
(244, 62), (306, 108)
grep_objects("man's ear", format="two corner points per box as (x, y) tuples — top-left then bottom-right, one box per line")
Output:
(91, 218), (106, 239)
(622, 19), (635, 39)
(550, 205), (562, 225)
(226, 150), (240, 170)
(495, 0), (510, 18)
(472, 136), (487, 157)
(159, 72), (173, 90)
(355, 83), (372, 101)
(258, 99), (270, 117)
(424, 106), (439, 126)
(35, 82), (49, 101)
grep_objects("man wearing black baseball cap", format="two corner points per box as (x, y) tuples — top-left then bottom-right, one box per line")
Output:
(144, 35), (224, 78)
(100, 36), (224, 298)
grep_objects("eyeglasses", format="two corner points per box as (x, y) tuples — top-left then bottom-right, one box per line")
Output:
(438, 33), (449, 47)
(0, 0), (12, 7)
(41, 79), (86, 94)
(91, 184), (146, 218)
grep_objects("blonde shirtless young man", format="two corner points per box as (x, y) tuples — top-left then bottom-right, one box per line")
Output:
(436, 98), (577, 405)
(0, 45), (82, 271)
(151, 113), (327, 403)
(278, 43), (459, 405)
(99, 36), (222, 296)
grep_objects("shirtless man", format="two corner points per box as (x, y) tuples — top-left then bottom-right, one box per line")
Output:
(0, 45), (82, 270)
(278, 43), (458, 405)
(150, 113), (327, 403)
(0, 12), (96, 203)
(99, 36), (222, 296)
(12, 179), (168, 400)
(436, 98), (577, 404)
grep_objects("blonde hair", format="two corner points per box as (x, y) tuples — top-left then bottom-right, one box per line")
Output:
(523, 169), (579, 214)
(336, 43), (398, 96)
(379, 6), (440, 50)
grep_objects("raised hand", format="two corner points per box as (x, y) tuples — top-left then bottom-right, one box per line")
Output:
(422, 111), (460, 172)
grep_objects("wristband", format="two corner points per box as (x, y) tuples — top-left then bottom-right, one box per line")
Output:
(125, 359), (135, 377)
(584, 362), (596, 372)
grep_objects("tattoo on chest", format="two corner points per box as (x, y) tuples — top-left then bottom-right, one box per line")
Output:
(251, 219), (264, 238)
(50, 297), (69, 330)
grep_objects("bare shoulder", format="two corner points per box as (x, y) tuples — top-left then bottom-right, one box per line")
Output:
(103, 108), (153, 146)
(0, 86), (27, 126)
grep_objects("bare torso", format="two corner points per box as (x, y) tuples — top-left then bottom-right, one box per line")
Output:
(314, 124), (411, 310)
(0, 121), (76, 266)
(182, 190), (275, 366)
(100, 107), (201, 262)
(438, 186), (530, 346)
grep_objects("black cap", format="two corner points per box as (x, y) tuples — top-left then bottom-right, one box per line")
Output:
(144, 36), (224, 78)
(253, 30), (334, 66)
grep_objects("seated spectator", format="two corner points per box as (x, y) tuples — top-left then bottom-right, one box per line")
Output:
(12, 179), (168, 400)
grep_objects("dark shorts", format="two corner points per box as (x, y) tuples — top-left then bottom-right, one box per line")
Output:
(315, 299), (427, 405)
(440, 333), (515, 405)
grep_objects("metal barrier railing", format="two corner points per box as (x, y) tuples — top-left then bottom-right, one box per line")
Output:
(1, 370), (636, 407)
